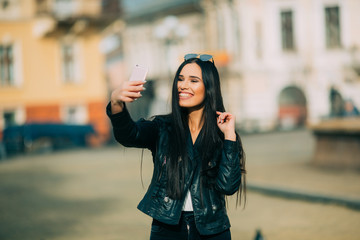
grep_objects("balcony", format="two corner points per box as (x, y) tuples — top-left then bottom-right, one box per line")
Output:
(33, 0), (121, 38)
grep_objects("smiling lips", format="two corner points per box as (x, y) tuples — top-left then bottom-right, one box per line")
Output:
(179, 92), (193, 99)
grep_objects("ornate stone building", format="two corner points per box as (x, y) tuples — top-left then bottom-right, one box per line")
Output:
(202, 0), (360, 131)
(0, 0), (120, 143)
(103, 0), (360, 132)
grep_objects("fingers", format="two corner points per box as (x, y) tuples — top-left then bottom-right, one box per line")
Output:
(121, 90), (144, 102)
(121, 90), (142, 100)
(125, 85), (146, 93)
(128, 80), (147, 86)
(216, 111), (236, 140)
(120, 96), (139, 102)
(216, 111), (233, 124)
(111, 81), (146, 104)
(125, 80), (146, 90)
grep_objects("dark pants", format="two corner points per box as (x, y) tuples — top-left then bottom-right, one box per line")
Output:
(150, 212), (231, 240)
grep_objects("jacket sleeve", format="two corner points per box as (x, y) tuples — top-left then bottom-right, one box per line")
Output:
(215, 139), (242, 195)
(106, 102), (158, 151)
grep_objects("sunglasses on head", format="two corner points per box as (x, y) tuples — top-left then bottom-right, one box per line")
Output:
(184, 53), (214, 63)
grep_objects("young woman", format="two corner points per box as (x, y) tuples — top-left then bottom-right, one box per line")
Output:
(107, 54), (246, 240)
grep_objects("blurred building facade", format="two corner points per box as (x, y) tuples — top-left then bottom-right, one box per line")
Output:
(202, 0), (360, 131)
(103, 0), (232, 118)
(2, 0), (358, 141)
(0, 0), (120, 143)
(102, 0), (207, 119)
(103, 0), (360, 132)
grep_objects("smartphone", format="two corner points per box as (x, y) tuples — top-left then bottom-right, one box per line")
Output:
(129, 64), (148, 82)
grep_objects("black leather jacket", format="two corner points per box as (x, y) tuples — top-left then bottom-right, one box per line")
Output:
(106, 103), (242, 235)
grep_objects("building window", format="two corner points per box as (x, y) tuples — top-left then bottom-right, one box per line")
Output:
(325, 6), (341, 48)
(217, 11), (225, 50)
(3, 111), (16, 128)
(66, 107), (77, 124)
(280, 10), (295, 51)
(0, 0), (21, 20)
(101, 0), (121, 16)
(61, 43), (75, 82)
(0, 45), (14, 86)
(54, 0), (76, 18)
(36, 0), (48, 14)
(255, 21), (262, 59)
(63, 105), (86, 124)
(232, 9), (241, 58)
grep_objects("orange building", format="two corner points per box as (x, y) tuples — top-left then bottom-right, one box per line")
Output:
(0, 0), (120, 145)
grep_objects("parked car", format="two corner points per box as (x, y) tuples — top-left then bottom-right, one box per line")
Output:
(2, 123), (95, 156)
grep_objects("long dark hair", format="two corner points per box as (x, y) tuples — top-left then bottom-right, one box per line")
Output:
(166, 58), (246, 206)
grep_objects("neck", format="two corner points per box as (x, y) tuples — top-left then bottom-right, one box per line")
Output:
(187, 107), (204, 132)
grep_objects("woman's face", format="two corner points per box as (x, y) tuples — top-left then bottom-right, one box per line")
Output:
(177, 63), (205, 109)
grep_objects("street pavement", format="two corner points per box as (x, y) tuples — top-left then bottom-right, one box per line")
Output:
(244, 130), (360, 209)
(0, 130), (359, 240)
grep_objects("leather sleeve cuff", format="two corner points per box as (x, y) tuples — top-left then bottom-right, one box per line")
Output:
(223, 139), (240, 153)
(106, 102), (133, 129)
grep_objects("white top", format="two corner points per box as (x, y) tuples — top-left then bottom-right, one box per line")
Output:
(182, 190), (194, 211)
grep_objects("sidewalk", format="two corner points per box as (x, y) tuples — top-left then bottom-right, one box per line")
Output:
(0, 134), (359, 240)
(243, 130), (360, 210)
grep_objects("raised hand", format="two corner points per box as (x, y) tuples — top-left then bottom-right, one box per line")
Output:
(216, 111), (236, 141)
(110, 80), (146, 114)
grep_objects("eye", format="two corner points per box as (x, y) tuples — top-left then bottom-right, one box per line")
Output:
(191, 78), (200, 83)
(178, 78), (184, 82)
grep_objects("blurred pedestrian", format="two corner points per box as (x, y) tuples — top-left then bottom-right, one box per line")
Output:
(107, 54), (246, 240)
(254, 229), (265, 240)
(343, 99), (359, 117)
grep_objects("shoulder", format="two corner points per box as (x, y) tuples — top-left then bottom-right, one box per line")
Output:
(150, 114), (172, 133)
(152, 114), (171, 124)
(136, 114), (171, 128)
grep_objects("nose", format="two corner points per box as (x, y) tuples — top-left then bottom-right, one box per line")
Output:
(178, 79), (189, 90)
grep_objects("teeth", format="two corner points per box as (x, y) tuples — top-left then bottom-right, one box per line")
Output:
(179, 93), (192, 97)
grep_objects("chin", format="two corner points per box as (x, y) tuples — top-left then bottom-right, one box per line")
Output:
(179, 101), (195, 108)
(179, 102), (204, 110)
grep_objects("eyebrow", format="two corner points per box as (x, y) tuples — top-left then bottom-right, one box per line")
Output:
(179, 75), (201, 80)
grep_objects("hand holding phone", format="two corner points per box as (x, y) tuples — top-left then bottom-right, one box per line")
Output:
(110, 64), (148, 113)
(129, 64), (148, 82)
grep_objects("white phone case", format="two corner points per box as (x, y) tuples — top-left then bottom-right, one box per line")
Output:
(129, 64), (148, 81)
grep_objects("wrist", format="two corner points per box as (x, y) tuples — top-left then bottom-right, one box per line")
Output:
(110, 100), (124, 114)
(111, 99), (123, 106)
(224, 131), (236, 141)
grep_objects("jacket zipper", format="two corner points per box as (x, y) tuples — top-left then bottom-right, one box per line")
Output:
(187, 223), (190, 239)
